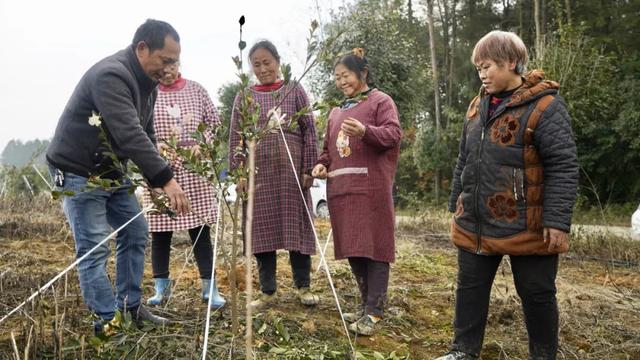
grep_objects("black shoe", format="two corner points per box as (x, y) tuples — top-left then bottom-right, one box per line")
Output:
(129, 304), (169, 327)
(434, 351), (478, 360)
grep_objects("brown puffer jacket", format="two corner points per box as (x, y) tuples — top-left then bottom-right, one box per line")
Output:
(449, 70), (579, 255)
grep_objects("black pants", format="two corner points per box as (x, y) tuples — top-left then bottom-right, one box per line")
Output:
(151, 225), (213, 279)
(347, 257), (390, 318)
(452, 249), (559, 359)
(254, 251), (311, 295)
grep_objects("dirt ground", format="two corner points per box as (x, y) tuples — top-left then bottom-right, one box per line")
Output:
(1, 203), (639, 359)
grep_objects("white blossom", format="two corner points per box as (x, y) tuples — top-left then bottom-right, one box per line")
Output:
(88, 111), (102, 127)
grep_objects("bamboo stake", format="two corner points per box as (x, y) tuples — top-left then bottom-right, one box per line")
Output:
(10, 331), (20, 360)
(244, 140), (257, 360)
(230, 193), (241, 335)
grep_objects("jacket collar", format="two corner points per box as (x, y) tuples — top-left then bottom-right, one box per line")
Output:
(479, 70), (560, 107)
(125, 45), (157, 93)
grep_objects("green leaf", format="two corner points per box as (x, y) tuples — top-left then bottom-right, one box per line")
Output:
(281, 63), (292, 84)
(238, 40), (247, 51)
(281, 323), (290, 342)
(268, 347), (288, 354)
(50, 190), (61, 200)
(373, 351), (386, 360)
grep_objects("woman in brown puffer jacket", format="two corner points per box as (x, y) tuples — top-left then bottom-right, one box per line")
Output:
(437, 30), (579, 360)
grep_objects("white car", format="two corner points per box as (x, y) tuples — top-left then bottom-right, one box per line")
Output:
(632, 203), (640, 240)
(222, 179), (329, 218)
(222, 184), (237, 203)
(310, 179), (329, 218)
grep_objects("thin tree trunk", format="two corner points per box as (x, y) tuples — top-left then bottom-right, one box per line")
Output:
(534, 0), (542, 61)
(519, 0), (524, 37)
(554, 0), (564, 30)
(408, 0), (414, 25)
(565, 0), (572, 26)
(437, 0), (450, 85)
(244, 140), (257, 360)
(541, 0), (546, 37)
(447, 0), (458, 110)
(230, 194), (240, 335)
(427, 0), (441, 202)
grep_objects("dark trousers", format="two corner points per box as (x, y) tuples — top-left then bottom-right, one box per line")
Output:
(347, 257), (390, 318)
(452, 249), (559, 359)
(151, 225), (213, 279)
(255, 251), (311, 295)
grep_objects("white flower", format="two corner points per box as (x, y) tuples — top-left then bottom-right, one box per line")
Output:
(88, 111), (102, 127)
(165, 104), (181, 119)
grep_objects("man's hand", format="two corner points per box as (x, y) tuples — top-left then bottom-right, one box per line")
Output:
(302, 174), (314, 190)
(341, 117), (366, 138)
(544, 227), (568, 252)
(312, 164), (327, 179)
(154, 178), (190, 215)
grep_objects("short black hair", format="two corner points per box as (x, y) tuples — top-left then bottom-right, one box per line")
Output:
(249, 40), (281, 63)
(132, 19), (180, 52)
(334, 53), (373, 85)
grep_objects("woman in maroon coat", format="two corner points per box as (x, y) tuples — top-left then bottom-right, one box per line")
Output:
(312, 49), (402, 335)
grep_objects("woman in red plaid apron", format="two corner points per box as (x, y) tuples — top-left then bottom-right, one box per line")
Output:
(229, 40), (319, 310)
(142, 63), (225, 309)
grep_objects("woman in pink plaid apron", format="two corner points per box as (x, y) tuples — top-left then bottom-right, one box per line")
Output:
(229, 40), (319, 310)
(142, 63), (225, 309)
(313, 50), (402, 336)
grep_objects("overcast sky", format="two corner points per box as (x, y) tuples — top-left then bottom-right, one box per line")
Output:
(0, 0), (346, 152)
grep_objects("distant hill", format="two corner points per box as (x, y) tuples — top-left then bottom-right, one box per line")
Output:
(0, 139), (50, 167)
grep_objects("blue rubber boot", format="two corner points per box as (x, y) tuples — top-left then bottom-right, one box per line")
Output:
(202, 278), (226, 309)
(147, 278), (172, 306)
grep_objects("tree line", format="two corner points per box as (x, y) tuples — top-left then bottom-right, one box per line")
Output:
(307, 0), (639, 208)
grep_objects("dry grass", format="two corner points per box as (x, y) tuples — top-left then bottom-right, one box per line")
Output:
(0, 199), (639, 359)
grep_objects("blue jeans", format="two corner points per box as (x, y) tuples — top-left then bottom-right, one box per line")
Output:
(51, 167), (148, 321)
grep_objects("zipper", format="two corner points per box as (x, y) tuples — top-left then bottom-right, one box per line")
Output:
(474, 125), (485, 254)
(513, 168), (518, 200)
(474, 96), (513, 254)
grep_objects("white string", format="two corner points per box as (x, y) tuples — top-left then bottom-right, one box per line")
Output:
(316, 229), (332, 273)
(201, 191), (223, 360)
(32, 165), (54, 191)
(275, 117), (355, 353)
(0, 205), (154, 326)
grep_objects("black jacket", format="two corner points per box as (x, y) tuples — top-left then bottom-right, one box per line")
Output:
(449, 70), (579, 255)
(47, 45), (172, 187)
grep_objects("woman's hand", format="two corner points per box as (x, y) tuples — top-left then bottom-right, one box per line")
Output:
(312, 164), (327, 179)
(544, 227), (568, 252)
(341, 117), (366, 138)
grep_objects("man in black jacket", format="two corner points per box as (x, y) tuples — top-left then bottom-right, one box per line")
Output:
(47, 19), (189, 334)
